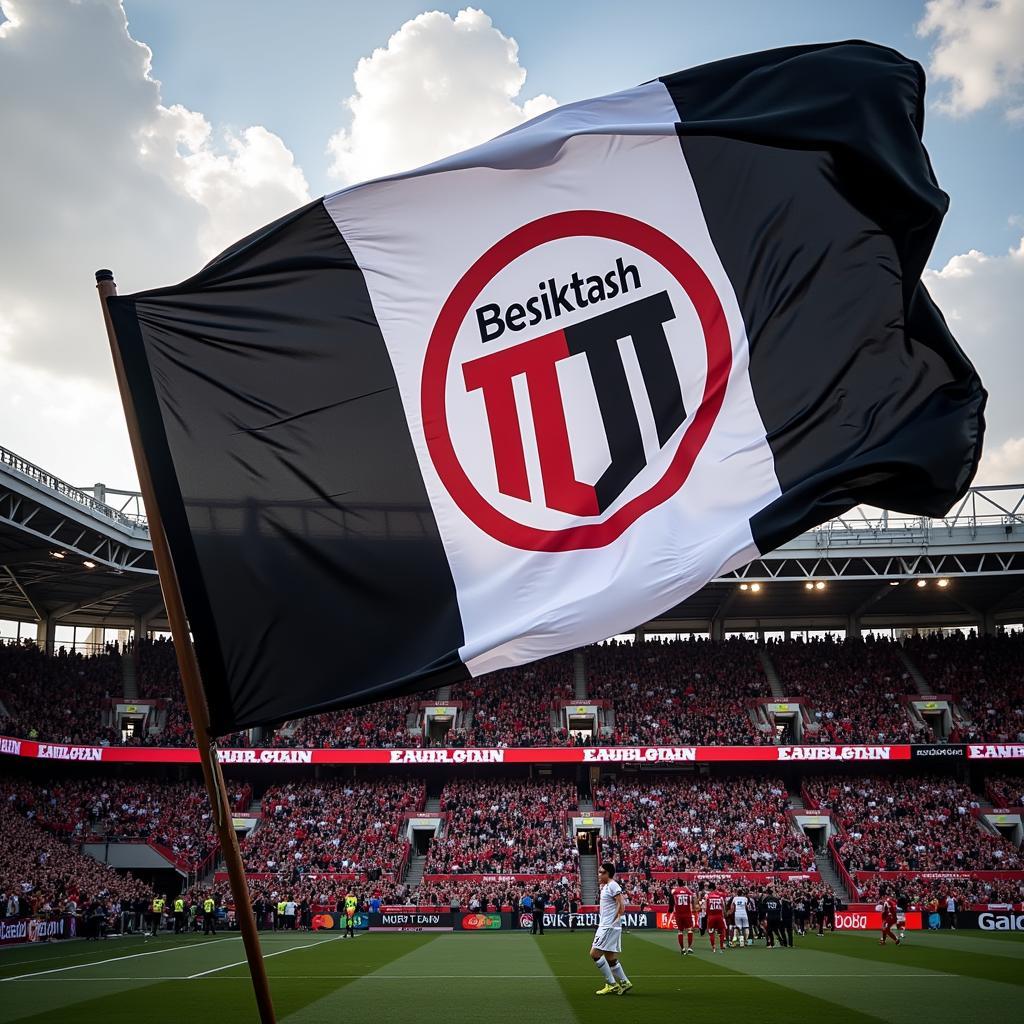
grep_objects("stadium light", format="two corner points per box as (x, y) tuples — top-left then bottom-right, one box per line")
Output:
(50, 551), (65, 559)
(739, 583), (749, 591)
(937, 578), (949, 588)
(750, 582), (761, 592)
(916, 579), (927, 588)
(814, 581), (826, 591)
(804, 581), (814, 590)
(889, 581), (900, 586)
(83, 560), (96, 569)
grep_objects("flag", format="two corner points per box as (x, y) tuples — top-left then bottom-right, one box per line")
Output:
(107, 41), (985, 734)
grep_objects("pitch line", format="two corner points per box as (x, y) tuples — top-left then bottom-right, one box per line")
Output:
(0, 936), (240, 982)
(186, 936), (340, 979)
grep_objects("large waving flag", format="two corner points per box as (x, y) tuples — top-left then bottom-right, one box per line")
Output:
(107, 41), (985, 734)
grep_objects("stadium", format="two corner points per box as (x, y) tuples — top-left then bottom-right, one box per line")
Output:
(3, 2), (1024, 1023)
(1, 445), (1022, 1021)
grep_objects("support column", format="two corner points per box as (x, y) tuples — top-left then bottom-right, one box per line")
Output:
(711, 618), (724, 642)
(36, 614), (56, 656)
(133, 612), (147, 644)
(634, 627), (645, 644)
(982, 611), (997, 637)
(846, 614), (862, 639)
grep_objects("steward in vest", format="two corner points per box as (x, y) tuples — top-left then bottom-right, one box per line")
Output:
(203, 896), (217, 934)
(173, 896), (186, 933)
(150, 896), (165, 936)
(277, 900), (287, 932)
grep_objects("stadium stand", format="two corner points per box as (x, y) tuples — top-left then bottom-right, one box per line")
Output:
(768, 636), (928, 743)
(587, 637), (770, 745)
(0, 641), (121, 745)
(424, 777), (579, 874)
(594, 775), (814, 873)
(805, 774), (1023, 872)
(448, 655), (576, 747)
(272, 697), (421, 749)
(907, 632), (1024, 742)
(986, 773), (1024, 809)
(241, 779), (422, 879)
(0, 784), (153, 912)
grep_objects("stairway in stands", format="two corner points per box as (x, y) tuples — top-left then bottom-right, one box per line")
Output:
(896, 646), (931, 695)
(121, 649), (138, 700)
(574, 649), (588, 700)
(579, 854), (599, 904)
(404, 855), (427, 891)
(424, 779), (444, 813)
(814, 852), (850, 900)
(757, 648), (785, 699)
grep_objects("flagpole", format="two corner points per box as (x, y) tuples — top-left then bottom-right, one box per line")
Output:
(95, 270), (277, 1024)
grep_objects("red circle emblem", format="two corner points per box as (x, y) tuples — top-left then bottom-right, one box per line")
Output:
(421, 210), (731, 551)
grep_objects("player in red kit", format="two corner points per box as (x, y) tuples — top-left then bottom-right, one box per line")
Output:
(704, 889), (728, 952)
(879, 894), (901, 946)
(670, 881), (696, 956)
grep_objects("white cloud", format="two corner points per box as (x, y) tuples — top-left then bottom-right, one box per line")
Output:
(923, 236), (1024, 467)
(326, 7), (556, 186)
(917, 0), (1024, 118)
(0, 0), (310, 486)
(976, 435), (1024, 483)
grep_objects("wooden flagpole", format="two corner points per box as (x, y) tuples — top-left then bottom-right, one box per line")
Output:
(95, 270), (277, 1024)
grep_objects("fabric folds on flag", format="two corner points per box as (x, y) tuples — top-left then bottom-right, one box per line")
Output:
(108, 40), (985, 734)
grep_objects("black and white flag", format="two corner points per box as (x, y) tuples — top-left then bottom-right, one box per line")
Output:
(108, 41), (985, 733)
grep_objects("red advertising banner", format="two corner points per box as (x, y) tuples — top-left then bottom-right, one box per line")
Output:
(1, 735), (1020, 766)
(854, 871), (1024, 882)
(631, 871), (821, 883)
(837, 906), (923, 931)
(422, 874), (571, 883)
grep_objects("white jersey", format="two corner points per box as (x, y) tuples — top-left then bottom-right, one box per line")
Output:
(733, 895), (749, 916)
(599, 879), (623, 929)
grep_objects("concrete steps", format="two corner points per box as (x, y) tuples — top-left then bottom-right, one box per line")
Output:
(574, 650), (587, 700)
(579, 853), (599, 904)
(815, 852), (850, 901)
(404, 855), (426, 889)
(121, 651), (138, 700)
(897, 647), (931, 695)
(758, 648), (785, 699)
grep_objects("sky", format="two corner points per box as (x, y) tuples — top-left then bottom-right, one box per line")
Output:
(0, 0), (1021, 491)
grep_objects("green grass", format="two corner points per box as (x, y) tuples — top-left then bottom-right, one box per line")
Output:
(1, 928), (1021, 1023)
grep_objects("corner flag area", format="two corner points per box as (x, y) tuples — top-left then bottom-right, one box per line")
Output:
(1, 930), (1021, 1023)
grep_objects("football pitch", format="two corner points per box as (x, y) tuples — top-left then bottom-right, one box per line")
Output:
(1, 929), (1021, 1023)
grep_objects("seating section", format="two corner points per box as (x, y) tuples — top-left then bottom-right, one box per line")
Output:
(448, 655), (576, 747)
(272, 697), (420, 749)
(854, 874), (1024, 906)
(424, 778), (579, 875)
(595, 775), (814, 873)
(241, 778), (422, 878)
(588, 638), (770, 745)
(0, 782), (153, 910)
(986, 773), (1024, 809)
(769, 637), (925, 743)
(0, 641), (120, 745)
(907, 633), (1024, 742)
(805, 774), (1023, 872)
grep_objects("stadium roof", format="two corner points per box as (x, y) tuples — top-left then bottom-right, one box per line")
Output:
(2, 444), (1024, 634)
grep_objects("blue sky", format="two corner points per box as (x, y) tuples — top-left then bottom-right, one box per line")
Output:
(122, 0), (1021, 265)
(0, 0), (1020, 488)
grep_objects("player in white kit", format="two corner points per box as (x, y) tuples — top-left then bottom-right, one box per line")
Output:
(590, 862), (632, 995)
(731, 890), (752, 947)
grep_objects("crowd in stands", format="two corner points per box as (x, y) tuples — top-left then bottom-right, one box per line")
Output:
(272, 696), (420, 749)
(0, 776), (248, 871)
(986, 773), (1024, 809)
(588, 637), (770, 746)
(806, 774), (1023, 872)
(907, 632), (1024, 742)
(854, 874), (1024, 906)
(0, 785), (152, 915)
(595, 775), (814, 874)
(241, 778), (422, 879)
(0, 641), (121, 745)
(448, 655), (576, 747)
(769, 636), (928, 744)
(425, 778), (579, 875)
